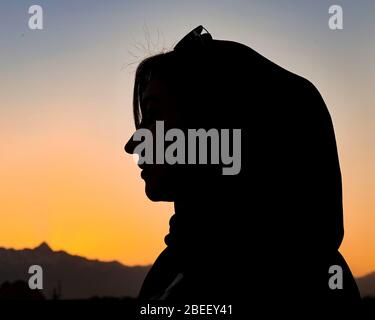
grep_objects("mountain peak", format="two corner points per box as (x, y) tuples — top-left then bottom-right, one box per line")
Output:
(34, 242), (52, 253)
(0, 243), (150, 299)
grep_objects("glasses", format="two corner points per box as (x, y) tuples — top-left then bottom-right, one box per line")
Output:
(174, 25), (212, 51)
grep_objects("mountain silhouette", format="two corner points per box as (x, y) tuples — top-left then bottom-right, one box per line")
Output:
(356, 272), (375, 297)
(0, 243), (150, 299)
(1, 243), (374, 301)
(34, 242), (53, 254)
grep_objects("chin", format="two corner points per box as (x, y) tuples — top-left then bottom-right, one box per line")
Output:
(145, 182), (174, 202)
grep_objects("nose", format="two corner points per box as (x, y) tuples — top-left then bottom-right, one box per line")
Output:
(124, 134), (137, 154)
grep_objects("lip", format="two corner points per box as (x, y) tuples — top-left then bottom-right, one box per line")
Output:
(141, 169), (147, 179)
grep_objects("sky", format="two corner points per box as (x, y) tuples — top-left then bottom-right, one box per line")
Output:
(0, 0), (374, 277)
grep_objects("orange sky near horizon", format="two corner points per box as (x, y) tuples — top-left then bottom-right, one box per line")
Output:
(0, 1), (373, 277)
(0, 112), (173, 266)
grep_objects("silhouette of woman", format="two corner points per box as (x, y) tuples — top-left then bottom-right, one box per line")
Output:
(125, 26), (360, 312)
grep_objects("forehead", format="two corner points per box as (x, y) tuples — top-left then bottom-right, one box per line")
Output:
(142, 78), (171, 102)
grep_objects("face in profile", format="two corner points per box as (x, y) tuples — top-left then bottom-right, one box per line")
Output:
(125, 78), (181, 202)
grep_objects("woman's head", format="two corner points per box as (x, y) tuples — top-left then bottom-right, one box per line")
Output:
(125, 29), (248, 201)
(125, 26), (343, 217)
